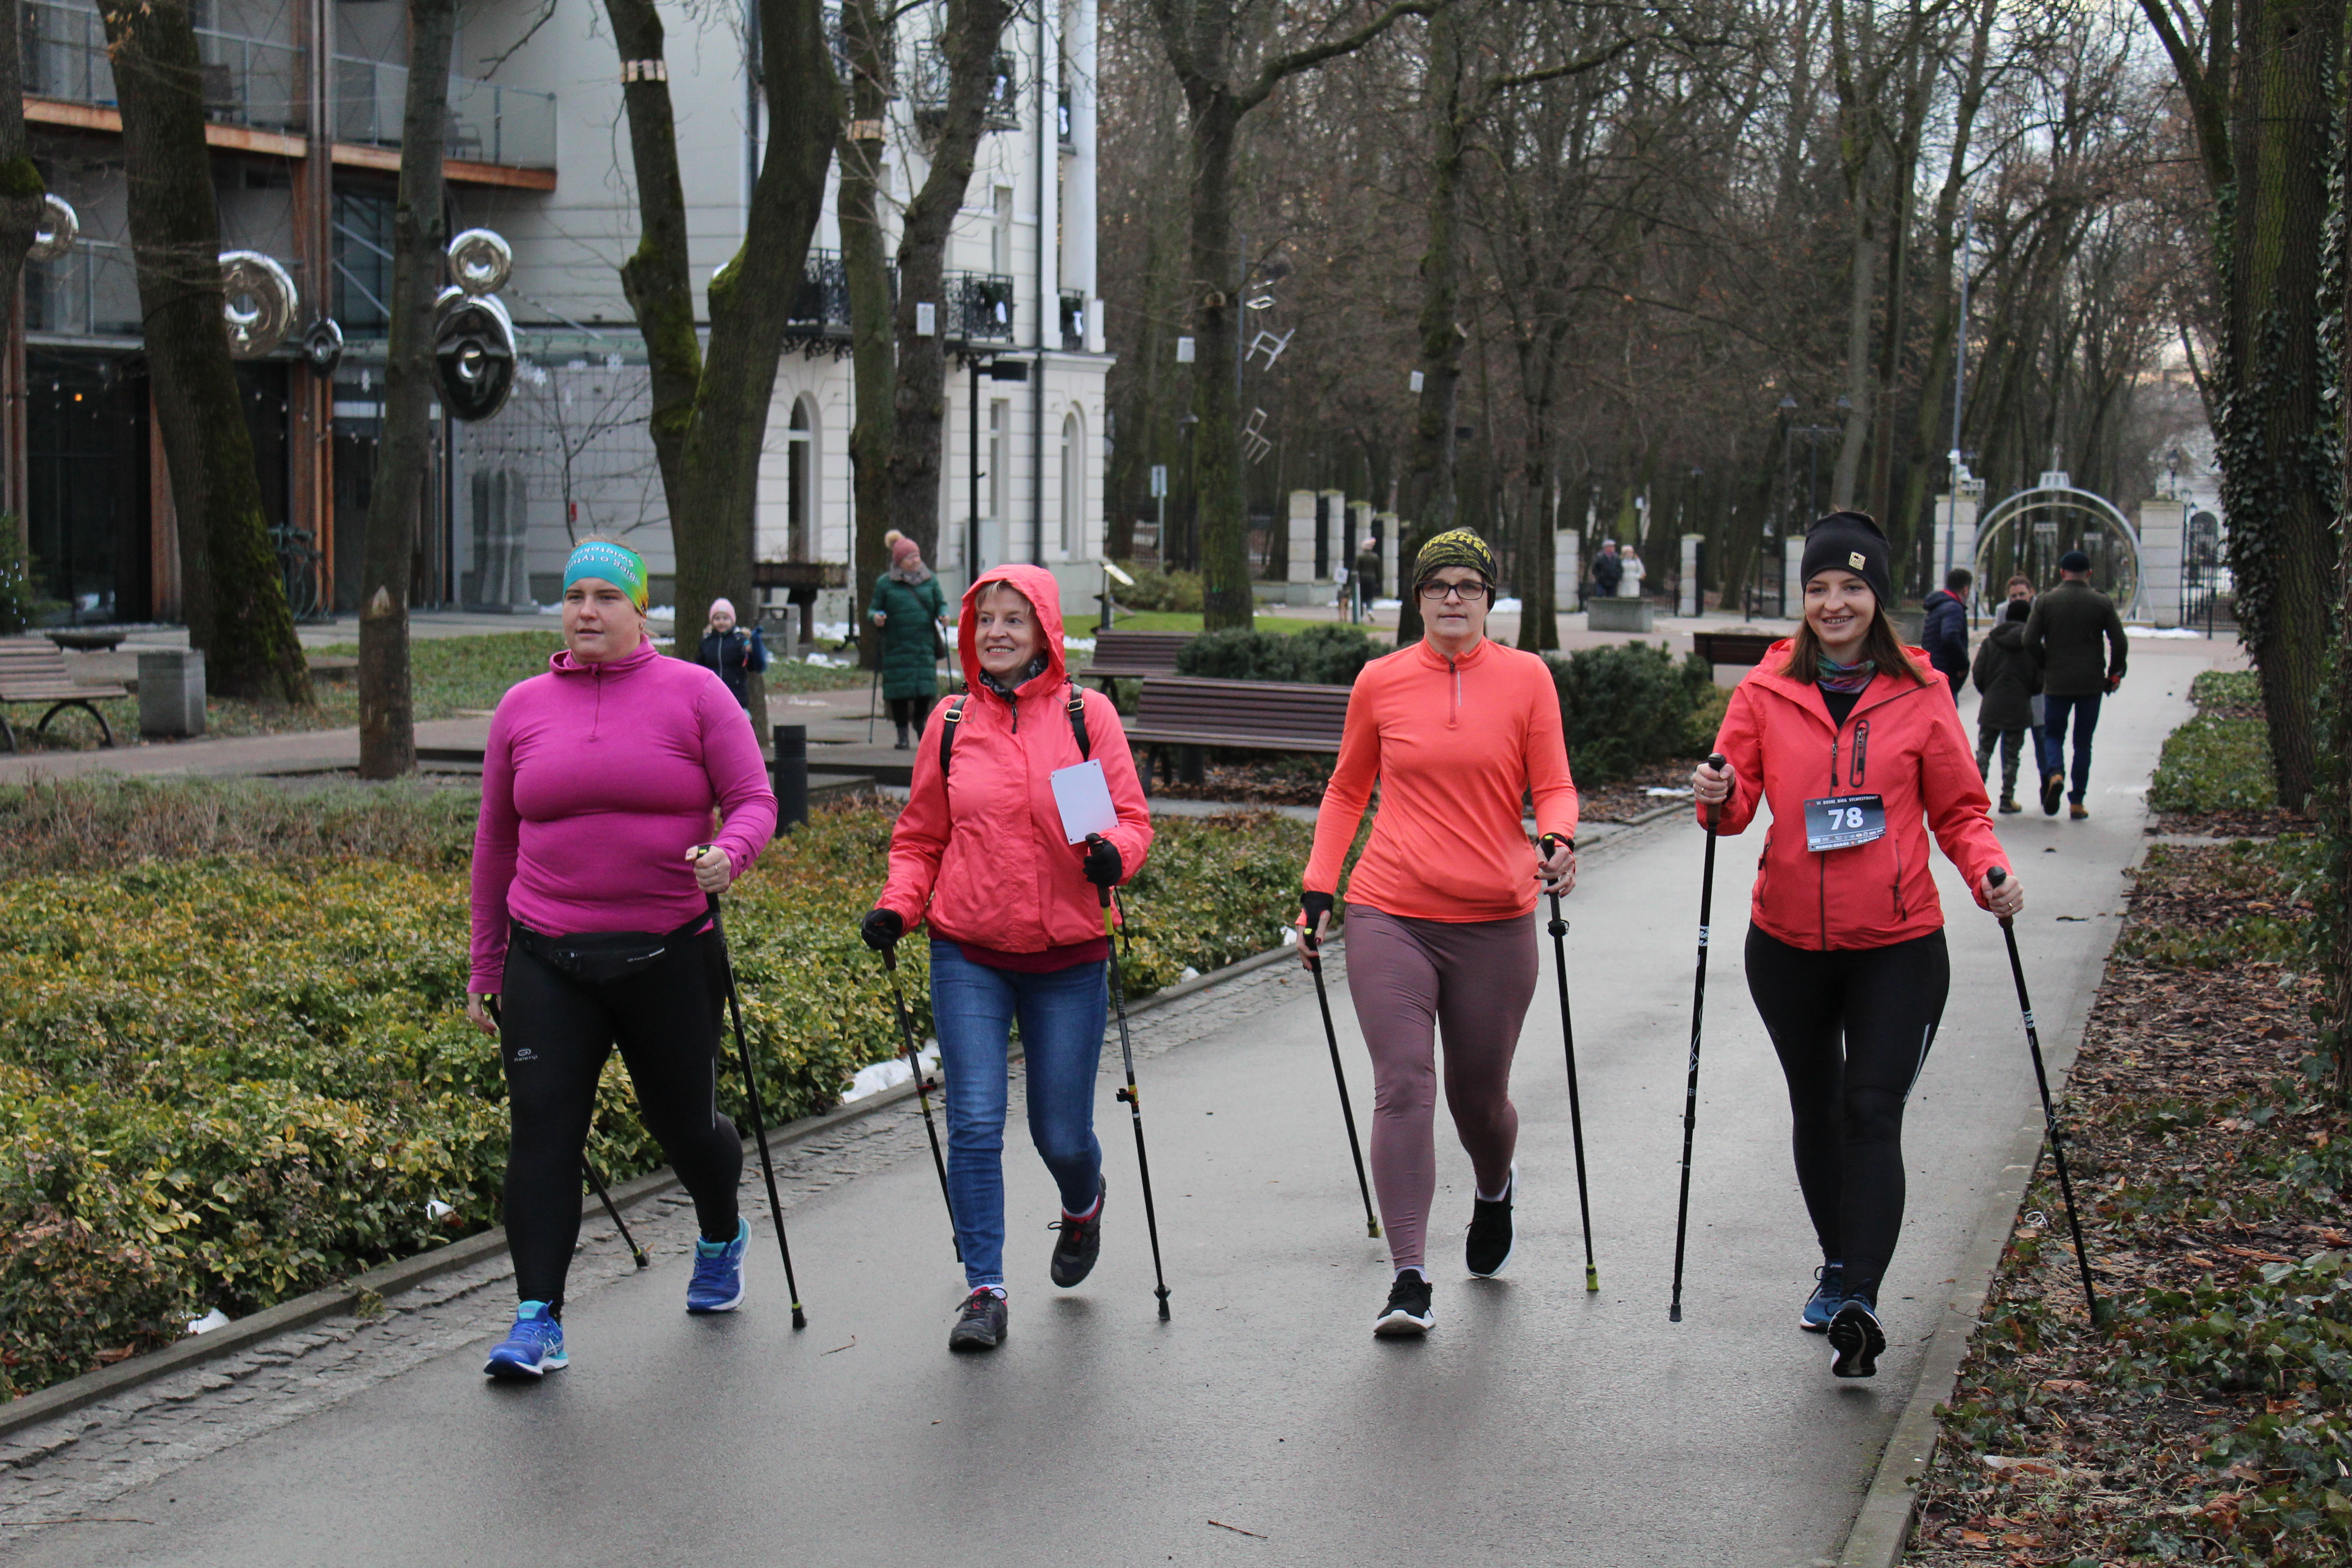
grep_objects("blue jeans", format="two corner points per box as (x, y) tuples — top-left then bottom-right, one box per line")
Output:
(929, 941), (1107, 1291)
(2042, 691), (2103, 803)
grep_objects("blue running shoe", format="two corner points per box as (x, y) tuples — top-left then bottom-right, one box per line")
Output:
(687, 1217), (749, 1314)
(1800, 1263), (1845, 1333)
(483, 1301), (568, 1381)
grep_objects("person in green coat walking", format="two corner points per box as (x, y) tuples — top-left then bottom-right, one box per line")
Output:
(868, 536), (948, 749)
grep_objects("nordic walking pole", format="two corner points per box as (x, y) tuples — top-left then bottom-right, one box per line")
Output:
(1091, 841), (1171, 1319)
(582, 1156), (650, 1269)
(879, 944), (961, 1259)
(1987, 867), (2102, 1325)
(1539, 833), (1598, 1293)
(486, 997), (651, 1272)
(1303, 917), (1381, 1240)
(693, 850), (807, 1329)
(1669, 753), (1728, 1324)
(866, 662), (880, 744)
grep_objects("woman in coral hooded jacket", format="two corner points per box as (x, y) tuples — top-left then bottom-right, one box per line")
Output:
(1693, 511), (2024, 1382)
(860, 565), (1152, 1353)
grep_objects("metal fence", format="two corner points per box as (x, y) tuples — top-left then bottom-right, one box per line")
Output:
(948, 272), (1014, 343)
(334, 57), (557, 168)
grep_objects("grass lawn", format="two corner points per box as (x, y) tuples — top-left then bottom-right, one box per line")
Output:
(1106, 610), (1343, 635)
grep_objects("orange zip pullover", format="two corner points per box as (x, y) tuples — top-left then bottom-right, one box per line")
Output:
(1305, 637), (1578, 922)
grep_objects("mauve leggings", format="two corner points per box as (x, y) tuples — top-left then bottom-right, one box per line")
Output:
(1344, 906), (1541, 1272)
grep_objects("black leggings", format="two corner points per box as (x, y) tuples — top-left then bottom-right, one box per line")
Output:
(500, 930), (743, 1312)
(887, 696), (926, 730)
(1744, 925), (1949, 1304)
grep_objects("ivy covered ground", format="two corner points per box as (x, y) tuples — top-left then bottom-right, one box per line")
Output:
(0, 780), (1312, 1400)
(1902, 675), (2348, 1567)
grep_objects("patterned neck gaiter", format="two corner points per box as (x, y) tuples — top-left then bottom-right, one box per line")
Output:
(1816, 655), (1877, 694)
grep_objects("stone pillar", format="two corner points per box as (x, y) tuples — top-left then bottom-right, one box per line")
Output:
(1555, 529), (1580, 613)
(1287, 490), (1315, 587)
(138, 647), (206, 738)
(2137, 497), (2186, 626)
(1376, 510), (1400, 603)
(1784, 535), (1805, 618)
(1930, 493), (1980, 598)
(1678, 533), (1703, 617)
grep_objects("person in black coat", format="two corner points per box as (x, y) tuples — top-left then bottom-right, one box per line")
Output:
(696, 597), (769, 711)
(1969, 597), (2040, 812)
(1921, 568), (1972, 697)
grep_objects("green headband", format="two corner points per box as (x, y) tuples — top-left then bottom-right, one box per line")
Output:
(1412, 528), (1497, 587)
(563, 541), (649, 610)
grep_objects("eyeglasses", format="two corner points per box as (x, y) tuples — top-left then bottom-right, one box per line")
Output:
(1417, 580), (1491, 602)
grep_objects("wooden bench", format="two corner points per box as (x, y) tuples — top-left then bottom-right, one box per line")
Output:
(1082, 629), (1195, 685)
(1121, 675), (1351, 786)
(1690, 629), (1781, 667)
(0, 640), (127, 751)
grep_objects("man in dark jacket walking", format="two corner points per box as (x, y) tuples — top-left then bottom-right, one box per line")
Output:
(1591, 539), (1623, 601)
(1970, 598), (2040, 811)
(2023, 549), (2128, 819)
(1921, 568), (1972, 696)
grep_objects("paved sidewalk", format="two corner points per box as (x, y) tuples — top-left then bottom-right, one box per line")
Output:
(0, 643), (2227, 1567)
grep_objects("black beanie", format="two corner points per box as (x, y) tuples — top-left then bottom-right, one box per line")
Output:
(1798, 511), (1892, 606)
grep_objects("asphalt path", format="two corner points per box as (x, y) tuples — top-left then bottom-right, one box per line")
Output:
(6, 641), (2225, 1568)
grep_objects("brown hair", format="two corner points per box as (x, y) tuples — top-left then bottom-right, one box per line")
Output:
(973, 580), (1035, 617)
(1779, 602), (1928, 686)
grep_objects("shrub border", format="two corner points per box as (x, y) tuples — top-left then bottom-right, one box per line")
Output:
(0, 938), (1305, 1441)
(1835, 841), (2145, 1567)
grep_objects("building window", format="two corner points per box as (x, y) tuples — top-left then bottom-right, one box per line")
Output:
(991, 185), (1014, 276)
(987, 399), (1007, 524)
(332, 187), (394, 335)
(787, 397), (817, 560)
(1060, 410), (1082, 557)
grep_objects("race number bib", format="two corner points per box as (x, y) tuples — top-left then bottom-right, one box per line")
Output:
(1804, 793), (1886, 853)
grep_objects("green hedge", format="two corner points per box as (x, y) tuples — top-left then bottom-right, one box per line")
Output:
(2149, 671), (2276, 814)
(0, 789), (1312, 1398)
(1175, 622), (1384, 686)
(1547, 642), (1720, 783)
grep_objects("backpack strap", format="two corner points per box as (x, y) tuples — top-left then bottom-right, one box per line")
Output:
(939, 696), (967, 778)
(1067, 686), (1091, 761)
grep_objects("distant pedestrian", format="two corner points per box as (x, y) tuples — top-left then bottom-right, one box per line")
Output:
(2022, 549), (2127, 819)
(860, 565), (1153, 1353)
(695, 597), (769, 712)
(1970, 598), (2041, 812)
(867, 536), (949, 750)
(1692, 510), (2020, 1381)
(1355, 535), (1383, 603)
(1299, 528), (1578, 1338)
(1921, 568), (1973, 698)
(1592, 539), (1623, 600)
(468, 539), (778, 1382)
(1617, 546), (1645, 599)
(2004, 574), (2058, 780)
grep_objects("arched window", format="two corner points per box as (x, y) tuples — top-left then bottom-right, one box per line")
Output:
(1059, 409), (1083, 557)
(786, 397), (818, 561)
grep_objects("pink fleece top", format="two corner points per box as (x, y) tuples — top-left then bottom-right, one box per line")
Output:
(468, 639), (778, 992)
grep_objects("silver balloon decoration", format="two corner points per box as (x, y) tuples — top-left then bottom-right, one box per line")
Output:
(218, 250), (299, 359)
(301, 316), (344, 376)
(446, 228), (512, 297)
(28, 194), (76, 262)
(433, 286), (517, 421)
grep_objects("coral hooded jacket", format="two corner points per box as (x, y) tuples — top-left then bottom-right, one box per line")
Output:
(877, 564), (1153, 952)
(1705, 641), (2009, 951)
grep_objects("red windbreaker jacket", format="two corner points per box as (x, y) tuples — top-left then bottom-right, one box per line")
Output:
(1703, 641), (2009, 951)
(877, 564), (1154, 951)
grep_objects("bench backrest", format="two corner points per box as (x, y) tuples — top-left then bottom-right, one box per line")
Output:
(1132, 676), (1352, 745)
(1088, 630), (1195, 677)
(1691, 631), (1780, 667)
(0, 641), (78, 685)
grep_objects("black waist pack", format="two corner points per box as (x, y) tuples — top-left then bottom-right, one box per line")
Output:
(511, 912), (709, 985)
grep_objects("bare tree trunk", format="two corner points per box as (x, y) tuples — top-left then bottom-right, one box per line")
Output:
(1397, 2), (1465, 646)
(96, 0), (310, 703)
(890, 0), (1018, 568)
(358, 0), (452, 779)
(838, 0), (895, 665)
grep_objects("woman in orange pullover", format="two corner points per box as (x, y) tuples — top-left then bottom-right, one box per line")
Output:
(1299, 530), (1578, 1336)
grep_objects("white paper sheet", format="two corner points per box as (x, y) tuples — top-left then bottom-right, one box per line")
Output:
(1050, 760), (1118, 844)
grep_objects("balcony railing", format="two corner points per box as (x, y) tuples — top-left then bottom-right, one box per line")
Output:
(26, 238), (142, 338)
(908, 48), (1019, 132)
(789, 250), (851, 333)
(334, 58), (556, 169)
(19, 4), (557, 170)
(948, 271), (1014, 343)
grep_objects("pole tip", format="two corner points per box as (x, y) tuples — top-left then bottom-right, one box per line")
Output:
(790, 1305), (808, 1330)
(632, 1250), (650, 1270)
(1584, 1268), (1598, 1293)
(1156, 1289), (1171, 1321)
(1669, 1305), (1683, 1323)
(1367, 1219), (1382, 1239)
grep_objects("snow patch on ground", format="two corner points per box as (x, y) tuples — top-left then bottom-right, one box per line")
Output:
(841, 1042), (941, 1103)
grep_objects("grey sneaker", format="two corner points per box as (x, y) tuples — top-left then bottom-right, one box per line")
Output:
(1050, 1178), (1106, 1288)
(948, 1289), (1008, 1352)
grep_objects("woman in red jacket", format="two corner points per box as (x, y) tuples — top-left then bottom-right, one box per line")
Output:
(1300, 529), (1578, 1338)
(860, 564), (1153, 1353)
(1693, 511), (2023, 1379)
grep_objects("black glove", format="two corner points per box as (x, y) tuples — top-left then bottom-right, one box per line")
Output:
(1083, 835), (1123, 889)
(859, 907), (904, 952)
(1299, 890), (1336, 951)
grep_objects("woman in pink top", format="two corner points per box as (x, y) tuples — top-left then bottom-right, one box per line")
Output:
(465, 540), (778, 1381)
(1299, 529), (1578, 1337)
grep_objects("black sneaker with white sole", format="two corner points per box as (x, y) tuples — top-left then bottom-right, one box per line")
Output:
(1373, 1273), (1435, 1337)
(948, 1289), (1008, 1352)
(1049, 1178), (1106, 1288)
(1827, 1300), (1885, 1378)
(1465, 1176), (1515, 1278)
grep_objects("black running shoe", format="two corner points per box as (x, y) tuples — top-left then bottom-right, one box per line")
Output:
(1050, 1178), (1106, 1288)
(1465, 1173), (1515, 1278)
(2040, 770), (2064, 816)
(1374, 1273), (1435, 1337)
(948, 1289), (1008, 1352)
(1828, 1300), (1885, 1378)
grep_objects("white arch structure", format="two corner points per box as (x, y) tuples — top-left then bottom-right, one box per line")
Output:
(1971, 475), (2141, 615)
